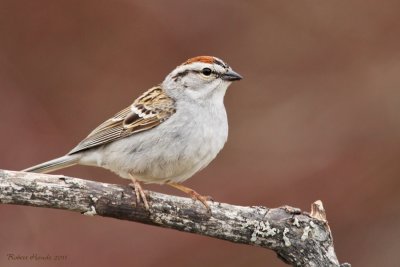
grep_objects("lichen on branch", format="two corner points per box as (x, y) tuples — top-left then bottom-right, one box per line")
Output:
(0, 170), (350, 267)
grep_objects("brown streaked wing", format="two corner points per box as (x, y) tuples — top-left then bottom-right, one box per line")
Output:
(68, 86), (176, 155)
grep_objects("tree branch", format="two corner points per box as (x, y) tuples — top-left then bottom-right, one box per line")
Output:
(0, 169), (350, 267)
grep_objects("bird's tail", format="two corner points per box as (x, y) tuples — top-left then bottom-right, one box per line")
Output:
(22, 155), (80, 174)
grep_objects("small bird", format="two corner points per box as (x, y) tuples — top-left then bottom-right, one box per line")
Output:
(23, 56), (242, 212)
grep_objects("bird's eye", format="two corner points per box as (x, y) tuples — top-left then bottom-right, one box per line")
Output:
(201, 68), (212, 76)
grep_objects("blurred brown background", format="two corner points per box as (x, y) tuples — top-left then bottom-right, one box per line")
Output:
(1, 0), (400, 266)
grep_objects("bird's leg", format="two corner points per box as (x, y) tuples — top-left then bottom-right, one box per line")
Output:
(129, 174), (149, 210)
(168, 182), (212, 213)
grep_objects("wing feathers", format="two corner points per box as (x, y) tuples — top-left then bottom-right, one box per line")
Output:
(68, 86), (175, 154)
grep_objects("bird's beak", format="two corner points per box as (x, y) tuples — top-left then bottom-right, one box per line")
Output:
(221, 69), (243, 81)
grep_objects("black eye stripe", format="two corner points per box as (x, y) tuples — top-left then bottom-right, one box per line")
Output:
(172, 69), (222, 81)
(172, 70), (189, 81)
(193, 69), (219, 76)
(194, 70), (223, 79)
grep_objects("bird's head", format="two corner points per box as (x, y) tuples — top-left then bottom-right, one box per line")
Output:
(162, 56), (242, 102)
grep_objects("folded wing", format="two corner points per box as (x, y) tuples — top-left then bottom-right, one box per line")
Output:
(68, 86), (176, 154)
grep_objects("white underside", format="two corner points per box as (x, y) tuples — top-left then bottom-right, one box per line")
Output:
(78, 90), (228, 184)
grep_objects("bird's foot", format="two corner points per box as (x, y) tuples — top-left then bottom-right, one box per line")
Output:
(129, 175), (150, 210)
(168, 182), (212, 214)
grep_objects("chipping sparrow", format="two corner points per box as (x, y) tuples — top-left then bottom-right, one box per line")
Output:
(23, 56), (242, 212)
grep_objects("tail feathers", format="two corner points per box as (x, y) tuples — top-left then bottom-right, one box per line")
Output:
(22, 155), (79, 174)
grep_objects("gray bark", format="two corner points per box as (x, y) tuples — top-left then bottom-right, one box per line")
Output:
(0, 169), (350, 267)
